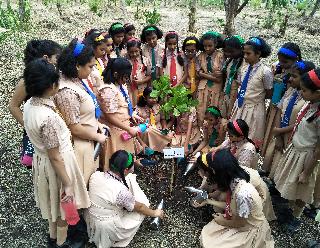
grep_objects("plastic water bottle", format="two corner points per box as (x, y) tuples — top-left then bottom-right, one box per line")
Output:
(60, 194), (80, 225)
(121, 122), (149, 141)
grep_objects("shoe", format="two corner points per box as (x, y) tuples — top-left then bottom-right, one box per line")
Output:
(47, 235), (57, 248)
(285, 218), (301, 234)
(140, 158), (157, 167)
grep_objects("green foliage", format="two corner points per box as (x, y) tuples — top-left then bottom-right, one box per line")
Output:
(270, 0), (288, 8)
(143, 8), (161, 25)
(250, 0), (262, 8)
(0, 1), (30, 32)
(295, 0), (309, 12)
(201, 0), (224, 8)
(151, 76), (199, 119)
(88, 0), (103, 14)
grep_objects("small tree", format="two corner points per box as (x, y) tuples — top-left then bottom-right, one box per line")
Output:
(188, 0), (196, 33)
(224, 0), (249, 35)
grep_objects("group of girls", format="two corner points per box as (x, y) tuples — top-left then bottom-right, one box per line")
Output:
(8, 20), (320, 248)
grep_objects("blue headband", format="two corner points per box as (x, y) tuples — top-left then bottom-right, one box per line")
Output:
(295, 61), (306, 70)
(278, 47), (297, 58)
(249, 37), (262, 46)
(73, 42), (85, 57)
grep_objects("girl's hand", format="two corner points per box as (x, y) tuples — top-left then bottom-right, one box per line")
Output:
(128, 126), (139, 137)
(98, 122), (108, 134)
(191, 199), (207, 208)
(272, 127), (282, 136)
(153, 209), (165, 219)
(133, 113), (144, 123)
(298, 171), (308, 184)
(62, 185), (74, 203)
(274, 136), (284, 151)
(96, 133), (108, 143)
(184, 144), (189, 156)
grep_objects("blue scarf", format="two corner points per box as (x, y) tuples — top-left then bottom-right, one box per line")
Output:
(119, 85), (133, 117)
(237, 65), (253, 108)
(280, 90), (299, 128)
(80, 80), (101, 119)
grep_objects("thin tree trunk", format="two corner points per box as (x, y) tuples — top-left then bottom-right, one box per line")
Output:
(279, 12), (289, 36)
(235, 0), (249, 16)
(309, 0), (320, 17)
(18, 0), (26, 22)
(224, 0), (240, 35)
(188, 0), (196, 33)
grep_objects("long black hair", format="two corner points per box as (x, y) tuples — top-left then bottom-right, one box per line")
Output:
(24, 39), (62, 66)
(84, 30), (106, 50)
(227, 119), (259, 152)
(109, 150), (134, 188)
(57, 38), (94, 79)
(102, 57), (132, 84)
(199, 31), (224, 51)
(24, 58), (60, 97)
(162, 31), (184, 68)
(108, 22), (126, 50)
(245, 37), (271, 58)
(137, 86), (153, 107)
(140, 25), (163, 43)
(207, 149), (250, 192)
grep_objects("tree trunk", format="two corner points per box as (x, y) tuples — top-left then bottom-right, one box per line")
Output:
(309, 0), (320, 17)
(188, 0), (196, 33)
(224, 0), (240, 35)
(279, 12), (289, 36)
(18, 0), (26, 22)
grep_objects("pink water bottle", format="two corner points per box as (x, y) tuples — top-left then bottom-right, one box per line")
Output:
(61, 194), (80, 225)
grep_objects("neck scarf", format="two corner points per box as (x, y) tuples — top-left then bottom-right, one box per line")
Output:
(189, 59), (196, 93)
(289, 103), (311, 141)
(237, 65), (253, 108)
(280, 90), (299, 128)
(206, 55), (213, 87)
(151, 47), (157, 80)
(80, 79), (101, 119)
(225, 59), (240, 96)
(170, 52), (177, 86)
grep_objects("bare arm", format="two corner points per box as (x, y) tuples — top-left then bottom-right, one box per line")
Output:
(184, 119), (193, 155)
(69, 124), (107, 143)
(301, 141), (320, 180)
(9, 79), (26, 126)
(133, 202), (164, 218)
(136, 75), (152, 85)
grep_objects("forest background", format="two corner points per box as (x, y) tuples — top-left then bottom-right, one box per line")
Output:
(0, 0), (320, 247)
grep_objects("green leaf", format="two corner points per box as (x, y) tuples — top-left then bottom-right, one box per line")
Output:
(150, 90), (159, 98)
(173, 108), (180, 117)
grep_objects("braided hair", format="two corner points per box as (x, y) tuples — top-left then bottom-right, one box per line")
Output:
(227, 119), (259, 152)
(162, 31), (184, 68)
(109, 150), (134, 188)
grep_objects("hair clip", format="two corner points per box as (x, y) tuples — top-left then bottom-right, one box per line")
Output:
(186, 40), (197, 45)
(95, 35), (105, 42)
(295, 61), (306, 70)
(278, 47), (298, 59)
(308, 70), (320, 88)
(73, 42), (85, 58)
(111, 23), (124, 31)
(249, 37), (262, 46)
(145, 26), (156, 32)
(233, 35), (245, 44)
(232, 120), (244, 136)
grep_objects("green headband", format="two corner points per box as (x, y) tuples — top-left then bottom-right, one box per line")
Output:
(146, 27), (156, 32)
(111, 152), (133, 172)
(204, 31), (221, 38)
(226, 35), (245, 45)
(207, 107), (221, 117)
(111, 23), (124, 31)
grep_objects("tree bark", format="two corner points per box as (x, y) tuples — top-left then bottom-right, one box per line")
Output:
(224, 0), (240, 35)
(235, 0), (249, 16)
(309, 0), (320, 17)
(188, 0), (197, 33)
(279, 12), (289, 36)
(18, 0), (26, 22)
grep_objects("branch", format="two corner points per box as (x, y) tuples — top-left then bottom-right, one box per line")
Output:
(235, 0), (249, 17)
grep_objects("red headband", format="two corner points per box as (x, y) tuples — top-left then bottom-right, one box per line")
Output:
(166, 31), (177, 36)
(309, 70), (320, 88)
(233, 120), (244, 136)
(127, 37), (140, 43)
